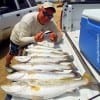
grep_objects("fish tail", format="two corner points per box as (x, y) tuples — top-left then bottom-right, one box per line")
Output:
(64, 55), (74, 62)
(82, 72), (93, 84)
(67, 63), (78, 71)
(63, 52), (69, 55)
(60, 57), (74, 63)
(72, 71), (81, 78)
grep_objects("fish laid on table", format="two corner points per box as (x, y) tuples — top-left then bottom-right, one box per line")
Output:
(14, 56), (31, 63)
(11, 63), (74, 72)
(28, 56), (73, 64)
(7, 71), (77, 81)
(14, 55), (74, 63)
(1, 73), (91, 99)
(28, 52), (71, 59)
(28, 44), (62, 51)
(25, 48), (68, 55)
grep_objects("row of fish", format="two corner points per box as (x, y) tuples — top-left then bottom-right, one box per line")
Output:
(1, 43), (92, 99)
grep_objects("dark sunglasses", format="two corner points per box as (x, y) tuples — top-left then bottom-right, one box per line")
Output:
(43, 11), (53, 19)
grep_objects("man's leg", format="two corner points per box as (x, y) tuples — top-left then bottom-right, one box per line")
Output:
(5, 52), (14, 67)
(5, 41), (19, 73)
(5, 53), (15, 73)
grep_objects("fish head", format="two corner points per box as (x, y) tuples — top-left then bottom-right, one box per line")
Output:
(1, 85), (24, 93)
(7, 72), (25, 81)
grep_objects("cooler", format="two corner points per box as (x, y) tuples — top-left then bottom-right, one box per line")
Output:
(79, 9), (100, 73)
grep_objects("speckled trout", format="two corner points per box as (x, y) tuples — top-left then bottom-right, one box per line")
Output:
(11, 63), (73, 72)
(28, 44), (62, 51)
(25, 48), (68, 55)
(28, 56), (73, 64)
(28, 53), (71, 59)
(7, 71), (76, 81)
(14, 55), (74, 63)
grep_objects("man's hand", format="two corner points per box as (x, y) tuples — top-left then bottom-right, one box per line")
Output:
(49, 32), (57, 42)
(34, 32), (44, 42)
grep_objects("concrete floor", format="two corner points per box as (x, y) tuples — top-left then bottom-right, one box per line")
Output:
(0, 40), (11, 100)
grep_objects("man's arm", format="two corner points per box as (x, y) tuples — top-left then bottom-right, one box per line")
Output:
(44, 20), (63, 43)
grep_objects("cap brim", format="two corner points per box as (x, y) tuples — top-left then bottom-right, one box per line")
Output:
(45, 7), (56, 13)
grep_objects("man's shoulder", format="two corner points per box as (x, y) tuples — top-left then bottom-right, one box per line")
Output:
(22, 12), (38, 20)
(21, 12), (38, 23)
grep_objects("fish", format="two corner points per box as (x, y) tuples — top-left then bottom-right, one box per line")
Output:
(37, 41), (56, 48)
(11, 63), (73, 72)
(14, 55), (74, 63)
(25, 48), (68, 55)
(28, 52), (70, 59)
(14, 56), (31, 63)
(7, 71), (76, 81)
(29, 42), (55, 48)
(28, 56), (73, 64)
(28, 44), (62, 51)
(1, 72), (91, 99)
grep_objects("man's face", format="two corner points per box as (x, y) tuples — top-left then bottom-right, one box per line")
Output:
(38, 8), (54, 25)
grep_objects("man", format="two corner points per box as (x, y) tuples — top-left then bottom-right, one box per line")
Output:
(5, 2), (63, 73)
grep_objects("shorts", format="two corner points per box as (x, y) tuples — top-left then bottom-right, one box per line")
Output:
(9, 41), (20, 55)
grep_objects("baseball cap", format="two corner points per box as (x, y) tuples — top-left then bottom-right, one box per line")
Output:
(43, 2), (56, 13)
